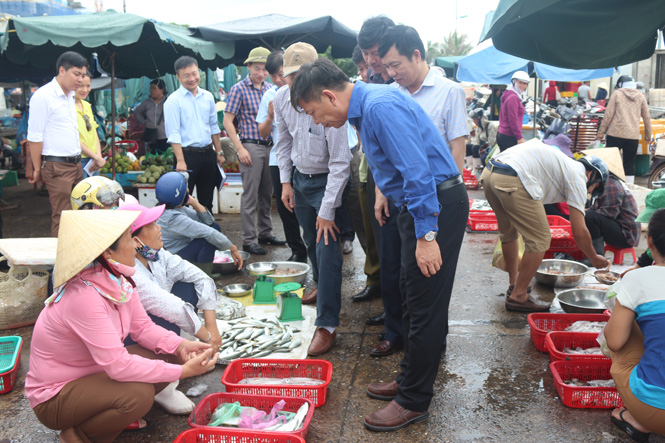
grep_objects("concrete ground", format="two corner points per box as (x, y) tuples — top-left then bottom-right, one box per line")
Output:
(0, 177), (661, 443)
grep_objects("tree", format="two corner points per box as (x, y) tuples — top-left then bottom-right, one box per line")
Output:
(320, 46), (358, 79)
(426, 40), (444, 64)
(441, 31), (473, 56)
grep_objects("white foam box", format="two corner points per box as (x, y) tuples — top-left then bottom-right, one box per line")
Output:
(220, 182), (243, 214)
(137, 187), (158, 207)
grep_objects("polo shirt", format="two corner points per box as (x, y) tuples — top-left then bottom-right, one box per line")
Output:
(164, 85), (220, 148)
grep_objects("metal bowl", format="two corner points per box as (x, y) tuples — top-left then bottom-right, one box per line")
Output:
(557, 288), (608, 314)
(594, 270), (620, 286)
(268, 261), (311, 284)
(247, 262), (278, 277)
(220, 283), (252, 298)
(535, 259), (589, 288)
(212, 250), (250, 274)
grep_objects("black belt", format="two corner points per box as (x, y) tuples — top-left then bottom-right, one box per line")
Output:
(241, 138), (273, 147)
(42, 155), (81, 164)
(488, 160), (518, 176)
(295, 169), (327, 179)
(182, 144), (212, 153)
(436, 175), (463, 191)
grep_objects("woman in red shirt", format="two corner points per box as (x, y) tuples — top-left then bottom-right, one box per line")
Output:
(543, 81), (559, 108)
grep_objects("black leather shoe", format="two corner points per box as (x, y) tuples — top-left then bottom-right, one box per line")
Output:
(243, 243), (268, 255)
(288, 252), (308, 263)
(378, 332), (386, 341)
(365, 312), (386, 325)
(258, 235), (287, 246)
(352, 285), (381, 302)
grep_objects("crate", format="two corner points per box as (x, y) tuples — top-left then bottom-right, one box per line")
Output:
(547, 216), (576, 250)
(174, 428), (305, 443)
(224, 172), (242, 183)
(0, 336), (22, 394)
(545, 332), (609, 363)
(527, 313), (610, 352)
(467, 210), (498, 232)
(0, 170), (18, 187)
(188, 392), (314, 440)
(550, 360), (624, 409)
(464, 176), (479, 190)
(222, 359), (333, 408)
(220, 183), (243, 214)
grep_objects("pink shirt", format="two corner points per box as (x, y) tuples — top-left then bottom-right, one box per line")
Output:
(498, 90), (525, 139)
(25, 264), (184, 408)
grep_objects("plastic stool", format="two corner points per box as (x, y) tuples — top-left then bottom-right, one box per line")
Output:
(604, 244), (637, 265)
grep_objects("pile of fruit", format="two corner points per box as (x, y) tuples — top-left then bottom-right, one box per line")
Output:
(223, 161), (240, 173)
(136, 155), (173, 184)
(99, 155), (140, 174)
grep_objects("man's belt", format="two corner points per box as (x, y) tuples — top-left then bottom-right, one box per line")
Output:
(182, 144), (212, 153)
(240, 138), (273, 147)
(436, 175), (463, 192)
(488, 160), (518, 176)
(42, 155), (81, 164)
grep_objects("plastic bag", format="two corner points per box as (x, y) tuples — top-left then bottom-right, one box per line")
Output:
(238, 399), (294, 430)
(208, 402), (245, 427)
(491, 236), (525, 272)
(586, 140), (603, 150)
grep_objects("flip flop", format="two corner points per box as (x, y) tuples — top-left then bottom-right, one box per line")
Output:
(124, 419), (147, 431)
(610, 409), (650, 442)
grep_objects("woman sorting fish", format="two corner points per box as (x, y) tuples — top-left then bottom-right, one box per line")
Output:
(605, 208), (665, 442)
(25, 210), (217, 443)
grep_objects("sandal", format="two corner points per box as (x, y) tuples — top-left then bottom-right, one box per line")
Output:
(125, 419), (147, 431)
(506, 285), (532, 297)
(611, 409), (650, 442)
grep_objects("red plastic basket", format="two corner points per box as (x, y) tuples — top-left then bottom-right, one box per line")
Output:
(550, 360), (624, 409)
(188, 392), (314, 440)
(544, 332), (609, 363)
(527, 313), (610, 352)
(0, 337), (22, 394)
(467, 210), (498, 232)
(547, 215), (577, 250)
(173, 428), (305, 443)
(222, 359), (332, 408)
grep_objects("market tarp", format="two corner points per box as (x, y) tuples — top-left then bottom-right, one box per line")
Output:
(0, 10), (234, 78)
(455, 45), (614, 84)
(480, 0), (665, 69)
(435, 56), (463, 79)
(194, 14), (357, 62)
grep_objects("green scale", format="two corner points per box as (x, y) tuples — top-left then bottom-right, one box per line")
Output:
(274, 282), (304, 322)
(247, 262), (278, 304)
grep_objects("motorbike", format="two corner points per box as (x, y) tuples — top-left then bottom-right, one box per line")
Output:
(647, 137), (665, 189)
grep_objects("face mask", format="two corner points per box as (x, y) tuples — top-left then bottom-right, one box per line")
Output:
(136, 238), (160, 261)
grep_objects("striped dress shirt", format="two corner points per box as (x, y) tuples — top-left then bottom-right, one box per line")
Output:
(225, 75), (272, 140)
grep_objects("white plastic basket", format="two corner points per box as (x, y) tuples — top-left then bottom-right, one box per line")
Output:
(0, 258), (51, 330)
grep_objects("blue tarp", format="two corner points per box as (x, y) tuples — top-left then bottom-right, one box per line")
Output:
(455, 45), (614, 84)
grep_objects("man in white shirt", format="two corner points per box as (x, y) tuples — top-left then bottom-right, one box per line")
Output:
(28, 51), (88, 237)
(578, 81), (592, 104)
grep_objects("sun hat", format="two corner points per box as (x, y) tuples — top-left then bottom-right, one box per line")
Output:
(283, 42), (318, 77)
(580, 147), (626, 181)
(636, 189), (665, 223)
(118, 203), (165, 234)
(54, 210), (140, 287)
(543, 134), (573, 158)
(244, 47), (271, 65)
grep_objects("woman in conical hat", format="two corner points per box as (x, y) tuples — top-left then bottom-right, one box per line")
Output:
(25, 210), (217, 442)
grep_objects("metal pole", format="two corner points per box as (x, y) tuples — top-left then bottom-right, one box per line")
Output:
(533, 76), (539, 139)
(111, 53), (116, 180)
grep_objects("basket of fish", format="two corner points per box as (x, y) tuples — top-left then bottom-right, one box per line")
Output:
(187, 392), (314, 440)
(544, 332), (609, 363)
(173, 428), (305, 443)
(550, 360), (624, 409)
(527, 313), (610, 352)
(217, 318), (303, 363)
(222, 358), (333, 408)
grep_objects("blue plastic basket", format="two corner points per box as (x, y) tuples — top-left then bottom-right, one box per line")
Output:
(0, 336), (22, 394)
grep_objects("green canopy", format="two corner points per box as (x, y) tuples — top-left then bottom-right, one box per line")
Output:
(480, 0), (665, 69)
(435, 56), (464, 79)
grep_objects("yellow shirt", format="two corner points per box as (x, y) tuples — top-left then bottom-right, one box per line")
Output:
(76, 99), (99, 157)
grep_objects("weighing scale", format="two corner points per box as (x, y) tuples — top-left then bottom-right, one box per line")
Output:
(247, 262), (278, 304)
(274, 282), (304, 322)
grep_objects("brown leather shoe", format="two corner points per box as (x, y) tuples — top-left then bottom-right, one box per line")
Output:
(301, 288), (317, 305)
(366, 380), (399, 401)
(505, 295), (550, 312)
(369, 340), (402, 357)
(307, 328), (336, 356)
(363, 400), (429, 432)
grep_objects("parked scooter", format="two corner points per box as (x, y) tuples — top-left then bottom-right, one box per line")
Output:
(647, 137), (665, 189)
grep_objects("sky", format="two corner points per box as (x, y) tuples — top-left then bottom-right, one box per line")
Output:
(79, 0), (499, 52)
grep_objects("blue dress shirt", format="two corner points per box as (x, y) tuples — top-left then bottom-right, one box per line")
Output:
(164, 85), (221, 148)
(348, 81), (458, 238)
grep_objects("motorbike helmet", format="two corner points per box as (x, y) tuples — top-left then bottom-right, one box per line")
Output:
(616, 75), (634, 89)
(578, 155), (609, 197)
(71, 176), (125, 210)
(468, 108), (484, 122)
(511, 70), (530, 84)
(155, 172), (188, 207)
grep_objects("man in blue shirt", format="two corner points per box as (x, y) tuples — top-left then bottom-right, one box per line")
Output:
(291, 58), (468, 432)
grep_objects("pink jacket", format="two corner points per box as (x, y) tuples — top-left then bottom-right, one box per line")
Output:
(498, 90), (525, 139)
(598, 88), (651, 141)
(25, 263), (184, 408)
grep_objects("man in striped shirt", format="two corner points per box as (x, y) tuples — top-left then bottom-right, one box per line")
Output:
(224, 47), (285, 255)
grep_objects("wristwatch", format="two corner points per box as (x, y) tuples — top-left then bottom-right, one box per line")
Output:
(216, 151), (224, 157)
(423, 231), (437, 242)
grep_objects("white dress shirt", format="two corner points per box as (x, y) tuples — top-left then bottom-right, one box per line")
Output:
(164, 86), (221, 148)
(27, 78), (81, 156)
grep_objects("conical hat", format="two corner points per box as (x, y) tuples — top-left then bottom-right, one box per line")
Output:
(54, 210), (140, 287)
(581, 147), (626, 181)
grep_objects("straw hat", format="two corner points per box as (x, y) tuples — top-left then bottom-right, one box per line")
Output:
(54, 210), (140, 287)
(580, 147), (626, 181)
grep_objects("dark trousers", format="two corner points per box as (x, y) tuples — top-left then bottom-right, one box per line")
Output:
(606, 135), (639, 176)
(149, 138), (168, 155)
(359, 178), (381, 287)
(339, 200), (356, 242)
(585, 209), (632, 248)
(379, 199), (405, 345)
(270, 166), (306, 256)
(182, 147), (220, 212)
(176, 222), (221, 263)
(293, 170), (347, 327)
(394, 181), (468, 412)
(497, 132), (518, 152)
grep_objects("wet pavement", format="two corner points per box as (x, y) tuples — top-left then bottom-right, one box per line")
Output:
(0, 178), (661, 442)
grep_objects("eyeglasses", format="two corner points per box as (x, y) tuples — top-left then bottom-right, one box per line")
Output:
(83, 115), (92, 132)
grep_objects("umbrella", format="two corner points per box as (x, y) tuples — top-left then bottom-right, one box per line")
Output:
(194, 14), (357, 62)
(480, 0), (665, 69)
(0, 10), (234, 177)
(434, 56), (463, 79)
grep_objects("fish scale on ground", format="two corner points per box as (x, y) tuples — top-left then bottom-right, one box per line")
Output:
(218, 317), (302, 361)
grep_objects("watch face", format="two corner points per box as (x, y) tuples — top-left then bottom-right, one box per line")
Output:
(425, 232), (436, 241)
